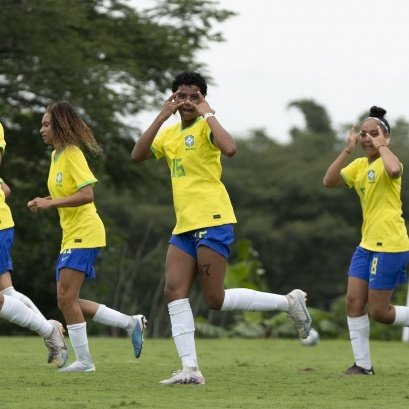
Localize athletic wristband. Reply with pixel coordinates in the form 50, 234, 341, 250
203, 112, 215, 121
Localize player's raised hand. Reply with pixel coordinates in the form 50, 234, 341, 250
184, 91, 215, 117
159, 91, 184, 120
346, 125, 358, 153
369, 125, 389, 149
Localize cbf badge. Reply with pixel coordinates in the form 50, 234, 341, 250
56, 172, 63, 186
367, 169, 375, 182
185, 135, 195, 149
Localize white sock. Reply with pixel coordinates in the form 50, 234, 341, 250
392, 305, 409, 326
0, 295, 52, 337
0, 286, 46, 319
221, 288, 289, 311
93, 304, 130, 330
347, 314, 371, 370
67, 322, 93, 365
168, 298, 198, 368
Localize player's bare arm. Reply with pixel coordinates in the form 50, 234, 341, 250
131, 91, 184, 162
186, 91, 236, 157
323, 126, 358, 187
27, 186, 94, 212
369, 126, 401, 178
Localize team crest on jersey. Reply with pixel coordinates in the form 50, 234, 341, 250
56, 172, 63, 186
185, 135, 195, 149
367, 169, 376, 182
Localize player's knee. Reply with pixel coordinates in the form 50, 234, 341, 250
57, 290, 72, 312
345, 295, 365, 315
163, 284, 184, 303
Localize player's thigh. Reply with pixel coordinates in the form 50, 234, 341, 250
165, 244, 197, 300
197, 245, 227, 308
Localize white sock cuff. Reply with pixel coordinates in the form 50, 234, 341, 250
93, 304, 105, 322
0, 286, 15, 296
67, 322, 87, 331
347, 314, 369, 330
168, 298, 191, 315
393, 306, 409, 326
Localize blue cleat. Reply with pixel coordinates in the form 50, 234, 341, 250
128, 314, 147, 358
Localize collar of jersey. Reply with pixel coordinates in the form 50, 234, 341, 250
180, 116, 201, 132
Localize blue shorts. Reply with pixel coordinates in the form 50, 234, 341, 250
169, 224, 234, 260
0, 228, 13, 274
56, 248, 101, 281
348, 246, 409, 290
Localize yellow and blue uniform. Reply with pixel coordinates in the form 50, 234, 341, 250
0, 178, 14, 231
151, 117, 236, 234
341, 157, 409, 289
0, 178, 14, 274
151, 117, 236, 258
48, 146, 105, 251
48, 146, 105, 279
0, 124, 14, 273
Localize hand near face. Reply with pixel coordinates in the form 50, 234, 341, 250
184, 91, 215, 116
368, 126, 389, 149
346, 125, 359, 152
159, 91, 184, 120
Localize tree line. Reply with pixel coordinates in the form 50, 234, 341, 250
2, 1, 409, 337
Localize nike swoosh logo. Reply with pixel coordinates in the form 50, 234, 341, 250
61, 256, 69, 262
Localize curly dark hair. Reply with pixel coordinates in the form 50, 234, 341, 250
171, 72, 207, 96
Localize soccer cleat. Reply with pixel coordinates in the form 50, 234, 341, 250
58, 361, 96, 373
160, 367, 205, 385
344, 363, 374, 375
127, 314, 147, 358
286, 289, 312, 339
43, 319, 69, 368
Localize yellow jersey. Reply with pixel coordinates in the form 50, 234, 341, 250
151, 117, 237, 234
0, 178, 14, 230
341, 157, 409, 252
47, 146, 106, 250
0, 123, 6, 154
0, 124, 13, 229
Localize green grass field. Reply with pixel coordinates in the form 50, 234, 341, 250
1, 336, 409, 409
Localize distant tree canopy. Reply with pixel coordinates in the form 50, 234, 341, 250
0, 0, 235, 187
2, 2, 409, 337
0, 0, 236, 333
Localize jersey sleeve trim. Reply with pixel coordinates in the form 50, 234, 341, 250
77, 179, 98, 189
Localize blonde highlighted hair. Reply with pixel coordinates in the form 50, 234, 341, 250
46, 101, 102, 155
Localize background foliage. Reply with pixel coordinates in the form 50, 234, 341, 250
1, 0, 409, 339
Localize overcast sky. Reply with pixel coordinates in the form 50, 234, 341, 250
135, 0, 409, 142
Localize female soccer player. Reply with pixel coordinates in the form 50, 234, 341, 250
28, 102, 146, 372
0, 122, 68, 368
323, 106, 409, 375
131, 71, 311, 384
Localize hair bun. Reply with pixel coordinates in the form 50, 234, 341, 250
369, 106, 387, 118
